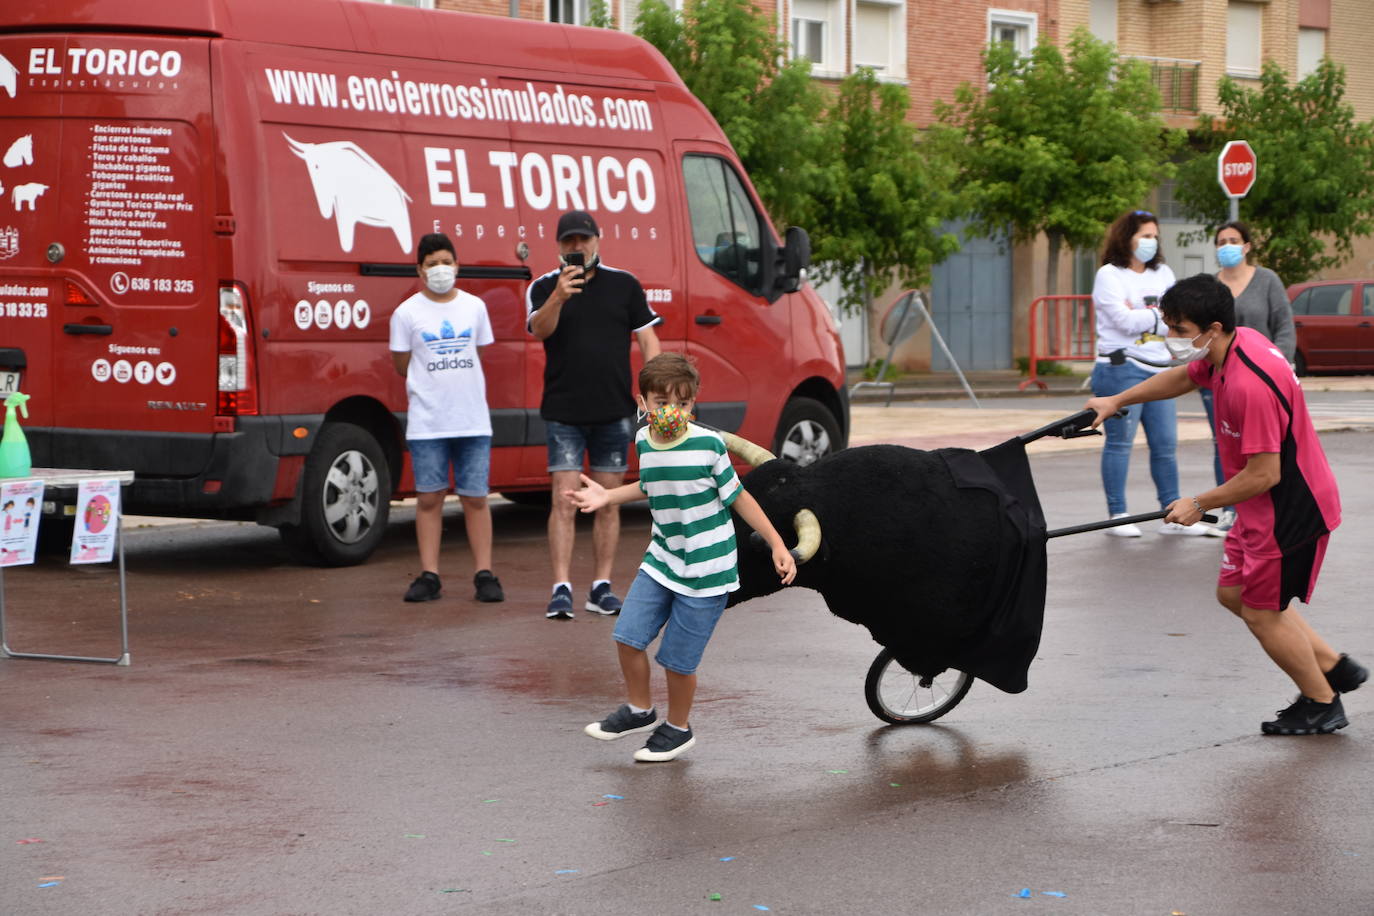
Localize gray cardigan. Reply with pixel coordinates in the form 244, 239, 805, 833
1226, 266, 1295, 361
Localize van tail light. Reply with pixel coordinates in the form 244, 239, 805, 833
65, 280, 96, 305
217, 283, 258, 416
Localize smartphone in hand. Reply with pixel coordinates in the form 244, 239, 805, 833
564, 251, 585, 292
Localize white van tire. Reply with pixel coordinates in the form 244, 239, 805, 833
280, 422, 391, 567
772, 397, 842, 467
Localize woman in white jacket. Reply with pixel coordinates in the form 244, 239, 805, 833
1090, 210, 1207, 537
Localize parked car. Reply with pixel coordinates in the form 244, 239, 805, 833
1286, 279, 1374, 375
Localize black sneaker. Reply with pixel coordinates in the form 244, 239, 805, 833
1325, 654, 1368, 695
404, 571, 441, 602
584, 704, 659, 740
633, 722, 696, 762
474, 570, 504, 603
585, 582, 623, 616
1260, 695, 1349, 735
545, 584, 574, 620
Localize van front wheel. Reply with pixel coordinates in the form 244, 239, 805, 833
280, 422, 391, 566
773, 397, 842, 467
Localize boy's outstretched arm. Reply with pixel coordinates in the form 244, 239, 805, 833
564, 473, 645, 513
731, 490, 797, 584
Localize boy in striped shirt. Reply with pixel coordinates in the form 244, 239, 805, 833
566, 353, 796, 761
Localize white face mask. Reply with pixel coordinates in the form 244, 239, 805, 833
425, 264, 456, 295
1166, 331, 1213, 363
1133, 237, 1158, 264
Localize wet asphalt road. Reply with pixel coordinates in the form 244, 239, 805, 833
2, 435, 1371, 915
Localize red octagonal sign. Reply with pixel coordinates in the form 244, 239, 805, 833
1218, 140, 1257, 198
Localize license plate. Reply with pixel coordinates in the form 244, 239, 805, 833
0, 370, 19, 395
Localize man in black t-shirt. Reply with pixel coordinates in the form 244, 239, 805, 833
526, 210, 661, 620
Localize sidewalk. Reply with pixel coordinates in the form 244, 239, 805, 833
846, 370, 1374, 454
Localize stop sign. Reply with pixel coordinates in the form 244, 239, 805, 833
1218, 140, 1257, 198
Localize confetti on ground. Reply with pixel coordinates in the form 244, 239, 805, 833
16, 839, 44, 845
555, 869, 580, 875
889, 783, 901, 787
602, 794, 625, 800
495, 838, 517, 844
1015, 888, 1032, 898
753, 906, 770, 911
38, 881, 61, 888
1170, 910, 1187, 915
709, 892, 722, 901
481, 851, 492, 856
827, 769, 849, 774
39, 877, 65, 881
718, 856, 736, 862
404, 834, 426, 839
1042, 891, 1067, 898
592, 802, 609, 807
439, 889, 470, 894
482, 799, 501, 804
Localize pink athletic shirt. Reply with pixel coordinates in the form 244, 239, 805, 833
1189, 327, 1341, 558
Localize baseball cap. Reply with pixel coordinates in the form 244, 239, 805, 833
556, 210, 600, 240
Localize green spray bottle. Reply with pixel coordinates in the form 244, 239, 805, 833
0, 391, 32, 478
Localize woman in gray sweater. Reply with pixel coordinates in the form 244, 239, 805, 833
1199, 220, 1297, 535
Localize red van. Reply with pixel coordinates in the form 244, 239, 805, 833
0, 0, 848, 564
1286, 279, 1374, 375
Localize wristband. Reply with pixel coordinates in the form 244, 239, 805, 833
1191, 496, 1204, 515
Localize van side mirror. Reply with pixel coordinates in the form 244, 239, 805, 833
781, 226, 810, 293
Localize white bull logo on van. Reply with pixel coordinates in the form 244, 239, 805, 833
284, 134, 413, 255
0, 54, 18, 99
12, 182, 46, 211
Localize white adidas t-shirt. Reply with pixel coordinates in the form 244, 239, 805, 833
389, 289, 494, 439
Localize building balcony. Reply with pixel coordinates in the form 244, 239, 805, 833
1127, 56, 1201, 113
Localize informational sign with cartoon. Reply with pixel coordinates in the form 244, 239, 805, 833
69, 477, 121, 565
0, 478, 43, 567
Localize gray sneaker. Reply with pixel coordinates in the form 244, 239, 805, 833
585, 704, 658, 740
633, 722, 696, 762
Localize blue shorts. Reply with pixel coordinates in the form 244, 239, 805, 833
545, 417, 632, 474
612, 570, 729, 675
407, 436, 492, 496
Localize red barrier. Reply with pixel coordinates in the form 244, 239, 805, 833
1019, 295, 1095, 391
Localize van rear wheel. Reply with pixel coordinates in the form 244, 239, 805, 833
773, 397, 841, 466
280, 422, 390, 567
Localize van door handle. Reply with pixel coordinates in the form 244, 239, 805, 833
64, 323, 113, 335
1360, 322, 1372, 328
694, 315, 722, 326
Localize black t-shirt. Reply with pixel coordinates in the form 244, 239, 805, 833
525, 264, 660, 424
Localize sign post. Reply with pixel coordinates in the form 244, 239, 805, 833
1217, 140, 1257, 223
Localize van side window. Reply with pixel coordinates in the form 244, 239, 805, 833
1364, 284, 1374, 316
682, 155, 763, 294
1306, 284, 1353, 316
1289, 289, 1310, 316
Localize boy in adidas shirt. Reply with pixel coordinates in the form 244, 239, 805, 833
390, 233, 504, 605
566, 353, 795, 761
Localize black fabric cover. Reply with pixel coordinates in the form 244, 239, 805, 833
728, 439, 1049, 694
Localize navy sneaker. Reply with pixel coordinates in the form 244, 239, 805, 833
1325, 654, 1368, 694
474, 570, 504, 603
545, 584, 574, 620
633, 722, 696, 762
584, 704, 658, 740
404, 571, 441, 603
1261, 695, 1348, 735
585, 582, 623, 616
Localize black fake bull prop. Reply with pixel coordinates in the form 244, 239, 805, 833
722, 410, 1195, 695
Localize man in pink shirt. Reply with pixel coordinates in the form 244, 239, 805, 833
1085, 274, 1365, 735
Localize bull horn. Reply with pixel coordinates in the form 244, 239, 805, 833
721, 431, 775, 468
791, 508, 821, 564
283, 132, 308, 157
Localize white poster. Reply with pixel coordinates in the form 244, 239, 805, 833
0, 479, 43, 567
70, 478, 121, 565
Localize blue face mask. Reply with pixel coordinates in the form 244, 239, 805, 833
1217, 243, 1244, 269
1133, 237, 1158, 264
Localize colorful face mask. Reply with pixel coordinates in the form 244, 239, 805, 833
648, 404, 691, 440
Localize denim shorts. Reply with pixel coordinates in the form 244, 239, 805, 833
407, 436, 492, 496
612, 569, 729, 675
545, 417, 632, 474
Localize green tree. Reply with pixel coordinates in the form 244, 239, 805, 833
808, 69, 961, 314
634, 0, 826, 229
935, 28, 1179, 296
586, 0, 612, 28
1173, 58, 1374, 284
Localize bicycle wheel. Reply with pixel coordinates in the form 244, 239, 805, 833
864, 648, 974, 725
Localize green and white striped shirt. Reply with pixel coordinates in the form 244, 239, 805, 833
636, 424, 742, 596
